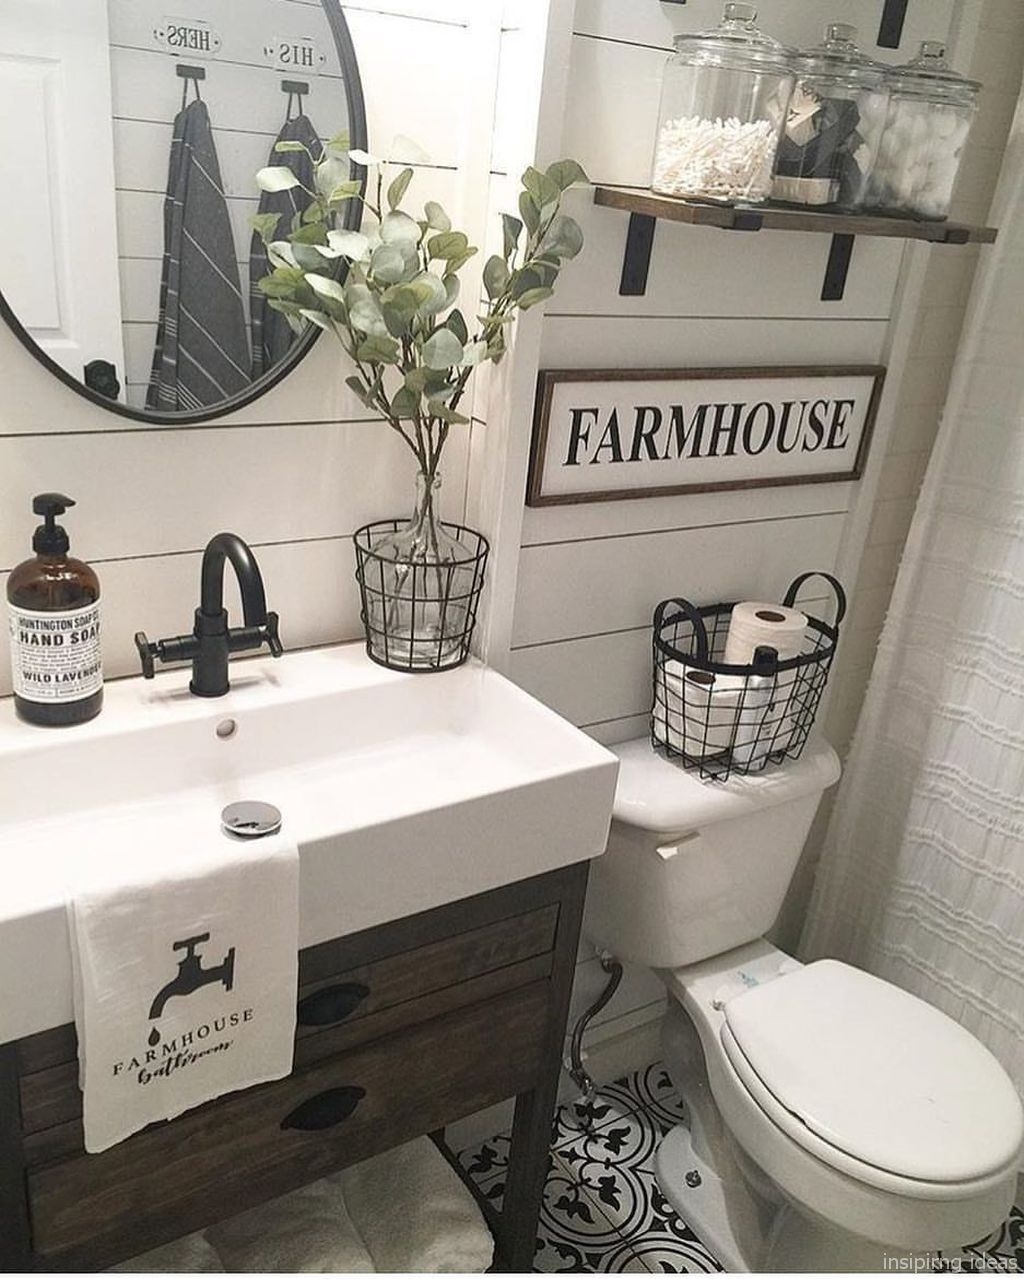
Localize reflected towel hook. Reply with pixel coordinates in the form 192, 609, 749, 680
177, 62, 205, 108
281, 79, 309, 121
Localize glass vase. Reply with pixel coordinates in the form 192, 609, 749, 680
354, 471, 489, 671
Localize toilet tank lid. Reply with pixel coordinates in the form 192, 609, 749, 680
610, 737, 840, 833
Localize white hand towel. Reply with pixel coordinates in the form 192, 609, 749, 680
66, 807, 298, 1153
206, 1178, 375, 1273
338, 1137, 495, 1273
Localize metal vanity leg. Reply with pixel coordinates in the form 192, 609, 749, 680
0, 1044, 34, 1272
496, 861, 589, 1272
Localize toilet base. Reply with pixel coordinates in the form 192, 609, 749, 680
655, 1124, 759, 1272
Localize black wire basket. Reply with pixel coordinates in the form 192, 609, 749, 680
353, 519, 489, 673
651, 571, 847, 781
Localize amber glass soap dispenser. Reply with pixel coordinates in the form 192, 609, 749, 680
7, 494, 102, 726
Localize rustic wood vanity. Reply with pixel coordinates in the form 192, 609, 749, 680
0, 862, 588, 1273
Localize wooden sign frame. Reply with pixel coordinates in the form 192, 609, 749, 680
526, 365, 886, 508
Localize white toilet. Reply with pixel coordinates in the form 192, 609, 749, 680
585, 738, 1024, 1272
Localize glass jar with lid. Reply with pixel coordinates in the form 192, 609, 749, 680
651, 2, 795, 205
869, 41, 981, 220
773, 24, 888, 210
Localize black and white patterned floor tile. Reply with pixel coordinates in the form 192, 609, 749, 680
457, 1059, 1024, 1275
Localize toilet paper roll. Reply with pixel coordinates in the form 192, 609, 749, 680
655, 668, 747, 759
723, 601, 807, 666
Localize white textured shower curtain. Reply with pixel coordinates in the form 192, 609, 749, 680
802, 109, 1024, 1097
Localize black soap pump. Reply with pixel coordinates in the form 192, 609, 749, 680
6, 494, 103, 726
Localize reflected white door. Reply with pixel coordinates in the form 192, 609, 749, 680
0, 0, 125, 392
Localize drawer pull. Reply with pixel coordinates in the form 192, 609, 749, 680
296, 982, 370, 1027
281, 1086, 366, 1131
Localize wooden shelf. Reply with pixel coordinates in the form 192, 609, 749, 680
593, 186, 998, 300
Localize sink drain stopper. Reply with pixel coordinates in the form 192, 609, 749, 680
221, 801, 283, 838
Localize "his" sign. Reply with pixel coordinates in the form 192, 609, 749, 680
526, 365, 885, 507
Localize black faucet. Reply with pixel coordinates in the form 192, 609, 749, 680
135, 532, 282, 696
149, 933, 235, 1020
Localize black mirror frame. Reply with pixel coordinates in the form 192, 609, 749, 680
0, 0, 368, 426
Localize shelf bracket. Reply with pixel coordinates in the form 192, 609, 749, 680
821, 233, 855, 302
877, 0, 909, 49
619, 212, 657, 296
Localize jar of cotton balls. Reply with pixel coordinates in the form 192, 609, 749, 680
869, 42, 980, 220
651, 2, 795, 205
773, 25, 889, 210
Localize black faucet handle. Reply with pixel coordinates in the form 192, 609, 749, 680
264, 611, 283, 658
135, 632, 157, 679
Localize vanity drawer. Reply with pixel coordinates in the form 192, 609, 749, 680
18, 901, 558, 1138
27, 979, 550, 1268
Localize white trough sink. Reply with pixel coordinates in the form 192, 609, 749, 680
0, 644, 618, 1043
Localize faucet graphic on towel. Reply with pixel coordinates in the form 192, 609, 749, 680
148, 934, 236, 1044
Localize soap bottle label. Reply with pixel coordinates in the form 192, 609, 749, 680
8, 602, 102, 703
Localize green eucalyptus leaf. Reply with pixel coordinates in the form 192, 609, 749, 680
298, 308, 333, 331
446, 309, 469, 344
327, 229, 371, 260
387, 166, 414, 210
424, 200, 451, 232
545, 158, 589, 191
256, 166, 302, 192
357, 334, 401, 364
327, 130, 351, 155
257, 265, 305, 298
379, 210, 420, 246
291, 242, 329, 270
307, 273, 348, 304
486, 328, 507, 362
267, 240, 298, 269
269, 299, 307, 335
301, 202, 326, 224
405, 368, 430, 393
348, 148, 380, 167
483, 254, 511, 300
427, 230, 470, 262
370, 243, 406, 283
445, 247, 478, 274
540, 212, 584, 260
427, 401, 470, 425
314, 155, 351, 197
510, 266, 544, 300
390, 386, 421, 419
522, 165, 560, 209
442, 273, 460, 308
328, 180, 362, 205
346, 373, 372, 405
409, 270, 447, 317
462, 340, 488, 367
290, 223, 329, 247
249, 212, 281, 244
502, 213, 523, 260
519, 190, 540, 235
274, 140, 309, 155
381, 302, 411, 338
422, 328, 464, 370
517, 286, 554, 310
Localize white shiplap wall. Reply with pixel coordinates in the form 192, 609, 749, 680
499, 0, 968, 1062
0, 0, 492, 695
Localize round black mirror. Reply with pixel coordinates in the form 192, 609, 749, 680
0, 0, 366, 423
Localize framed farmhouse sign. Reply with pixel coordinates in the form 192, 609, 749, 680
526, 365, 886, 507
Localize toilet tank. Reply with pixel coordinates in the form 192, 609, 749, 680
584, 738, 841, 969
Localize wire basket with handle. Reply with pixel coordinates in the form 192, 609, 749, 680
651, 571, 847, 782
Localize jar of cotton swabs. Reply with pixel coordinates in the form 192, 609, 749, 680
651, 3, 795, 205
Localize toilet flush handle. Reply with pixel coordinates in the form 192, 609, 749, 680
655, 831, 700, 861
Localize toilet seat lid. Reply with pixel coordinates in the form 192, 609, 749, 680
723, 960, 1024, 1183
